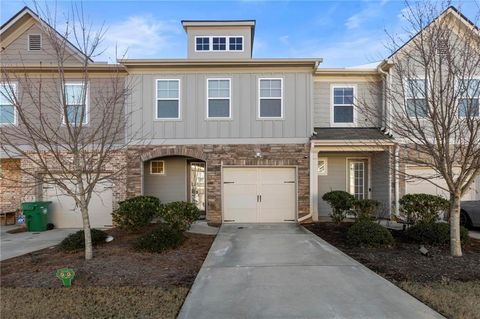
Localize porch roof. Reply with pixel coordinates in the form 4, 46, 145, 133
311, 127, 393, 141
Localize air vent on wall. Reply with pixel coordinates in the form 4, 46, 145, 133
436, 38, 448, 55
28, 34, 42, 51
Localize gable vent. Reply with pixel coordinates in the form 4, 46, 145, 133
28, 34, 42, 51
436, 38, 448, 55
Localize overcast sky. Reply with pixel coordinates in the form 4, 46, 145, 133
1, 0, 478, 67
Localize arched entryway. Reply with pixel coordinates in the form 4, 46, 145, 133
142, 153, 207, 216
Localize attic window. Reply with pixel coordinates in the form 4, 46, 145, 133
436, 38, 448, 55
28, 34, 42, 51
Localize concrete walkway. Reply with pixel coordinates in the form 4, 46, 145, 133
178, 224, 443, 319
0, 225, 79, 261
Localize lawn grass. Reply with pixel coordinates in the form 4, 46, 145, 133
399, 281, 480, 319
1, 286, 189, 319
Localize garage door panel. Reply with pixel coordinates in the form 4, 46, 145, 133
223, 167, 296, 223
43, 180, 113, 228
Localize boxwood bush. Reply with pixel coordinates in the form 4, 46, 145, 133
399, 193, 449, 224
112, 196, 161, 232
347, 220, 395, 247
59, 229, 108, 252
134, 223, 184, 253
352, 199, 379, 221
406, 222, 469, 246
157, 201, 200, 232
322, 191, 355, 224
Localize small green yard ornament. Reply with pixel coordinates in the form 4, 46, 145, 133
56, 268, 75, 287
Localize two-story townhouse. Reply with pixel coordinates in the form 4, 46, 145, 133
0, 7, 128, 228
121, 20, 320, 224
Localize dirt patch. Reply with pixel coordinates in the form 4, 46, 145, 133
0, 227, 215, 288
1, 286, 189, 319
304, 222, 480, 283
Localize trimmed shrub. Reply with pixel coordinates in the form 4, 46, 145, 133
352, 199, 379, 221
347, 220, 395, 247
112, 196, 161, 232
322, 191, 355, 224
59, 229, 108, 252
157, 201, 200, 232
399, 193, 449, 224
135, 224, 184, 253
406, 222, 469, 246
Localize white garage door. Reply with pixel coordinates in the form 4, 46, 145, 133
43, 180, 113, 228
405, 167, 478, 200
223, 167, 296, 223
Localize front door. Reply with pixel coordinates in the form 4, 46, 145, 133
189, 162, 206, 211
348, 159, 369, 199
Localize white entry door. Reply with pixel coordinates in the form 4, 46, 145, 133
223, 167, 296, 223
43, 180, 113, 228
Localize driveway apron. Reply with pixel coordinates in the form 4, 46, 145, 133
178, 223, 444, 319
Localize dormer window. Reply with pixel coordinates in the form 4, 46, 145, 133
28, 34, 42, 51
229, 37, 243, 51
196, 37, 210, 51
194, 36, 244, 52
212, 37, 226, 51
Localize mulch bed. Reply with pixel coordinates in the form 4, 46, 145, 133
0, 226, 215, 288
304, 222, 480, 283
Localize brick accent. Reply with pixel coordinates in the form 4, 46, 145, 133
0, 159, 23, 213
127, 144, 310, 224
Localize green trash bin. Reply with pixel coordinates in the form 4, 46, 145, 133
21, 201, 52, 232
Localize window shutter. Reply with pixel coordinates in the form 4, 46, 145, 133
28, 35, 42, 51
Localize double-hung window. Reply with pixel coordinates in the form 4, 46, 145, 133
64, 82, 88, 125
0, 83, 17, 125
156, 79, 180, 119
196, 37, 210, 51
458, 79, 479, 117
207, 79, 231, 119
405, 79, 428, 118
259, 79, 283, 118
332, 86, 355, 124
212, 37, 226, 51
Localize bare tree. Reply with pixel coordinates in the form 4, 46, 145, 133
0, 3, 134, 260
358, 1, 480, 256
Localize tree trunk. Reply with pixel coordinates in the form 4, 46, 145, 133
80, 204, 93, 260
449, 193, 463, 257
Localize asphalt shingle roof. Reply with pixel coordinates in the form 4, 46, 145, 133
312, 127, 392, 140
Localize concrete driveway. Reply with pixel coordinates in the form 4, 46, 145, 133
178, 224, 443, 319
0, 225, 79, 261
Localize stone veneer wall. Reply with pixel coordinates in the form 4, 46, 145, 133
127, 144, 310, 224
0, 159, 24, 212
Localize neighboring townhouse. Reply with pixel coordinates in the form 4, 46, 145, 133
121, 20, 320, 224
0, 7, 128, 228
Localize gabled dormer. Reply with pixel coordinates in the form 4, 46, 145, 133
181, 20, 255, 60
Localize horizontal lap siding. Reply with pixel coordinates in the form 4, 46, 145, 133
143, 157, 188, 204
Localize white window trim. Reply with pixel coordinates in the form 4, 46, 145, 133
62, 81, 89, 126
258, 78, 284, 120
457, 77, 480, 119
206, 78, 232, 120
404, 78, 428, 119
155, 79, 181, 121
150, 160, 166, 175
194, 36, 245, 52
317, 157, 328, 176
27, 34, 42, 51
0, 82, 18, 126
330, 84, 357, 127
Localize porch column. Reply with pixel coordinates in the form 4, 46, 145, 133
310, 144, 319, 221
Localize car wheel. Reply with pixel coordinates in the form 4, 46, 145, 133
460, 210, 472, 229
